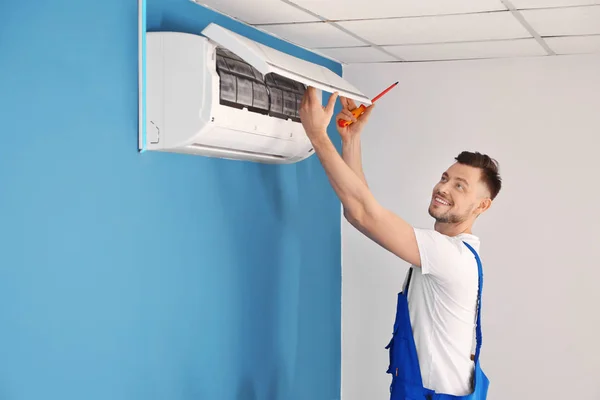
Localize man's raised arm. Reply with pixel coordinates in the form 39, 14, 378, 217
299, 87, 421, 267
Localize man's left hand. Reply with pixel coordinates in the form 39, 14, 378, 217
299, 86, 339, 140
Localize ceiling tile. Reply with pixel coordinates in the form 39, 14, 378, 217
259, 22, 365, 48
289, 0, 507, 20
192, 0, 318, 24
511, 0, 600, 9
316, 47, 398, 63
545, 35, 600, 53
337, 12, 532, 46
520, 5, 600, 35
383, 39, 547, 61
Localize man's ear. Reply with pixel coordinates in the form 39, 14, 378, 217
476, 198, 492, 215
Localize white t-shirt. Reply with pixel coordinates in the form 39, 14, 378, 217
404, 228, 481, 396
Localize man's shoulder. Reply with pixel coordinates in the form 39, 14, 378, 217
413, 228, 480, 279
414, 228, 479, 254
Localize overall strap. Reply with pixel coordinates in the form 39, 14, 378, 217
404, 267, 414, 294
463, 241, 484, 363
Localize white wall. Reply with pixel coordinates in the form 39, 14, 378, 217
341, 54, 600, 400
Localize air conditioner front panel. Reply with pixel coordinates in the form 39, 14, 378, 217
163, 32, 213, 149
144, 32, 165, 150
145, 31, 214, 150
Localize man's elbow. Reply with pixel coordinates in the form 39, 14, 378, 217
343, 204, 376, 230
343, 206, 362, 227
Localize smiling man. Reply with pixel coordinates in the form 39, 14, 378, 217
299, 87, 501, 399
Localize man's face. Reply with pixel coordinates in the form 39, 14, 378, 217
428, 163, 490, 224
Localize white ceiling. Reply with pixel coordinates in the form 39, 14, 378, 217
193, 0, 600, 63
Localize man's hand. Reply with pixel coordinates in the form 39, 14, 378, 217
336, 97, 374, 142
299, 87, 339, 140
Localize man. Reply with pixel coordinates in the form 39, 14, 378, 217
299, 87, 501, 398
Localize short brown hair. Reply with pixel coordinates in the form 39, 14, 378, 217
455, 151, 502, 200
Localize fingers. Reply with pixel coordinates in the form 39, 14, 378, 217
302, 86, 339, 117
339, 105, 374, 123
310, 86, 321, 103
358, 104, 375, 123
340, 96, 350, 109
337, 114, 353, 123
347, 98, 358, 111
301, 88, 309, 108
302, 86, 318, 107
339, 96, 360, 117
325, 91, 339, 114
338, 108, 357, 123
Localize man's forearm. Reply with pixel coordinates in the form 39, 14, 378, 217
342, 137, 368, 187
311, 132, 377, 223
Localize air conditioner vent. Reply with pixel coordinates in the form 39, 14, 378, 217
216, 47, 305, 122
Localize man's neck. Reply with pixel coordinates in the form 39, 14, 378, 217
434, 220, 474, 237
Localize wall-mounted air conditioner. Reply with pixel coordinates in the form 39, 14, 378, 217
138, 22, 371, 164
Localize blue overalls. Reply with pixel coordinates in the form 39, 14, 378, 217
385, 242, 490, 400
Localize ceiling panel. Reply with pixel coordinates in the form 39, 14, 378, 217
259, 22, 365, 48
192, 0, 318, 24
511, 0, 600, 9
383, 39, 547, 61
520, 5, 600, 35
316, 47, 398, 63
545, 35, 600, 53
337, 12, 532, 46
289, 0, 507, 20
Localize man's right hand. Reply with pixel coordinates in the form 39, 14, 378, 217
335, 97, 375, 142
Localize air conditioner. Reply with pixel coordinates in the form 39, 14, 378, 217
138, 23, 371, 164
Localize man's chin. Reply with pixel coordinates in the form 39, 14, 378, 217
429, 209, 450, 223
428, 208, 439, 220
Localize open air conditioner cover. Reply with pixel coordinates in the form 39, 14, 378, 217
201, 23, 372, 105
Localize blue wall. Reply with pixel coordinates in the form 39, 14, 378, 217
0, 1, 343, 399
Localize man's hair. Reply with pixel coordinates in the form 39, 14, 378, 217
455, 151, 502, 200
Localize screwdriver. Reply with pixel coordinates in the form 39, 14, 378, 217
338, 81, 399, 128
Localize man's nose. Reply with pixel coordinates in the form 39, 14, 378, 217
438, 183, 449, 194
